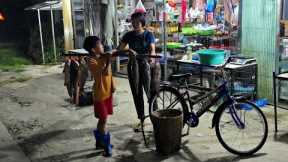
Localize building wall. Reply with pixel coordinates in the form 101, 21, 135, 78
241, 0, 278, 100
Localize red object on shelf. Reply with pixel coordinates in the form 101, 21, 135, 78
209, 45, 233, 50
207, 12, 214, 24
168, 0, 176, 8
209, 45, 220, 49
135, 8, 146, 14
180, 0, 187, 25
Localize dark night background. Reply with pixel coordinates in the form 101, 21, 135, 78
0, 0, 45, 43
0, 0, 64, 63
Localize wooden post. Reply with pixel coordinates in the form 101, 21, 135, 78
62, 0, 74, 50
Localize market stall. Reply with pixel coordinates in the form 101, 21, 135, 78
116, 0, 247, 88
145, 0, 256, 97
138, 0, 241, 79
147, 0, 241, 51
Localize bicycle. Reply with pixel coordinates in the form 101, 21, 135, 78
145, 59, 268, 156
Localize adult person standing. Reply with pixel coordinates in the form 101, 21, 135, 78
117, 12, 161, 131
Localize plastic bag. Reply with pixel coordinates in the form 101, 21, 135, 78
155, 0, 163, 5
206, 0, 217, 12
134, 0, 146, 13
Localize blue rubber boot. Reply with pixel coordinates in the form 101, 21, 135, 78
102, 132, 113, 157
93, 129, 103, 149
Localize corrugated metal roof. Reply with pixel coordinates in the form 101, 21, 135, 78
25, 1, 61, 11
25, 0, 84, 11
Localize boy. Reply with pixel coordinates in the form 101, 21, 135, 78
83, 36, 115, 157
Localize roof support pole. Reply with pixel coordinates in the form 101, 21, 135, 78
115, 0, 120, 73
50, 4, 57, 62
163, 0, 167, 80
37, 9, 45, 64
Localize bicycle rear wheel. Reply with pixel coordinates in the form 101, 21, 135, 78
149, 86, 188, 117
215, 101, 268, 156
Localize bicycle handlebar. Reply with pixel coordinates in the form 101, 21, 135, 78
211, 57, 231, 70
112, 50, 162, 59
214, 57, 233, 82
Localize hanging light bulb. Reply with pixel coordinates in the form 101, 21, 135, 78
0, 11, 5, 21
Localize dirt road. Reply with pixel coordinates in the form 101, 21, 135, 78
2, 65, 288, 162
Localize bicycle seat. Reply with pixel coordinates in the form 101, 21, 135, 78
233, 94, 250, 102
169, 73, 192, 81
160, 81, 171, 85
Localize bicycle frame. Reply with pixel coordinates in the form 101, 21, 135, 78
162, 80, 245, 129
150, 57, 267, 155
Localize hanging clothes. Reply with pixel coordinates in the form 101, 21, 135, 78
84, 0, 116, 47
224, 0, 239, 27
102, 0, 116, 47
188, 6, 201, 20
196, 0, 205, 11
231, 1, 239, 26
224, 0, 233, 25
84, 0, 101, 36
283, 0, 288, 20
195, 0, 206, 22
180, 0, 187, 25
206, 0, 217, 13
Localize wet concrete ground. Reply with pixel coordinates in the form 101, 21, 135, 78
1, 65, 288, 162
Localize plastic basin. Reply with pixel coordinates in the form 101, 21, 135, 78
197, 49, 225, 65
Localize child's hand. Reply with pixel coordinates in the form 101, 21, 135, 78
106, 53, 112, 60
102, 66, 110, 75
128, 49, 136, 57
107, 49, 117, 55
149, 58, 155, 64
128, 49, 136, 55
102, 54, 111, 75
109, 50, 118, 58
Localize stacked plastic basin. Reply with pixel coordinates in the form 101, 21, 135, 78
196, 49, 226, 65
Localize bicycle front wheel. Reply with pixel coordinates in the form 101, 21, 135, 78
215, 101, 268, 156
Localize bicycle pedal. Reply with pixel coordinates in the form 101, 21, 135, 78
186, 112, 199, 127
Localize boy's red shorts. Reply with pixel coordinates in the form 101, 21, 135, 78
94, 96, 113, 121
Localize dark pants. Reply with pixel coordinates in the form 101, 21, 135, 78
128, 58, 161, 120
79, 91, 93, 106
66, 83, 73, 97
